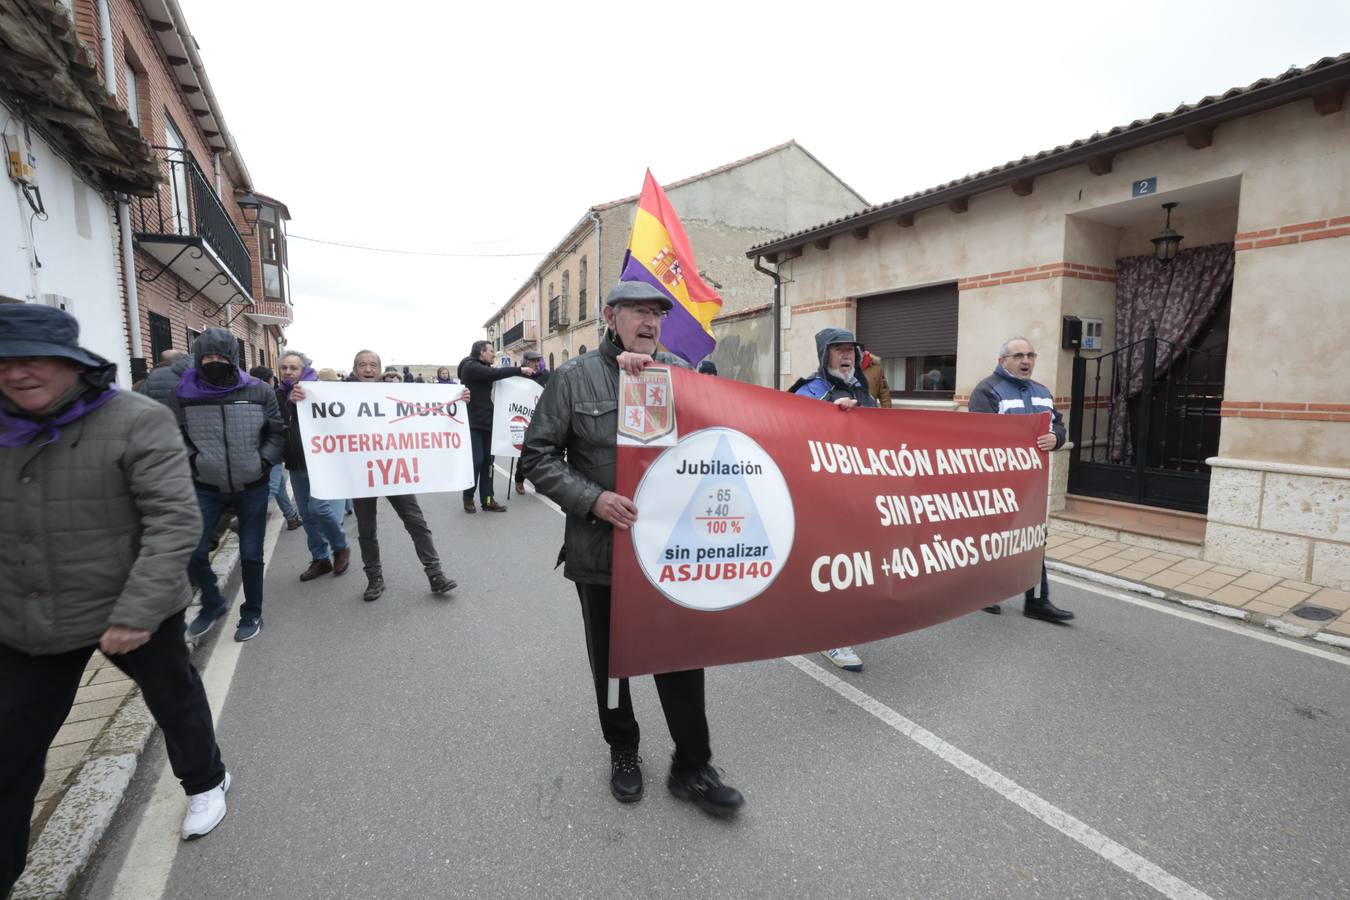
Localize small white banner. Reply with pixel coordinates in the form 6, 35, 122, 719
489, 376, 545, 459
296, 382, 473, 499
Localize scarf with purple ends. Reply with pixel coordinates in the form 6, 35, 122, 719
0, 384, 119, 448
175, 366, 260, 400
279, 365, 318, 393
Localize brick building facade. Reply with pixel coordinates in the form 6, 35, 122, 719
73, 0, 290, 373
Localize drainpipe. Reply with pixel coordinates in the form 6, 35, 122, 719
98, 0, 145, 370
591, 209, 602, 339
97, 0, 115, 88
754, 255, 783, 388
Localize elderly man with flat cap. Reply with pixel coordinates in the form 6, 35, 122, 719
520, 281, 745, 818
0, 306, 232, 895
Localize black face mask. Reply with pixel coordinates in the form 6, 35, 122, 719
201, 361, 237, 387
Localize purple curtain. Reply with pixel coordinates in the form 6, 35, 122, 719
1109, 243, 1234, 463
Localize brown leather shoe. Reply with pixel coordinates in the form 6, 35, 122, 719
463, 500, 477, 513
300, 559, 333, 582
482, 498, 507, 512
332, 547, 351, 575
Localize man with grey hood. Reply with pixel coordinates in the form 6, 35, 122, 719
792, 327, 878, 673
167, 329, 286, 642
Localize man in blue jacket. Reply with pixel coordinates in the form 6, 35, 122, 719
793, 327, 877, 671
968, 336, 1074, 623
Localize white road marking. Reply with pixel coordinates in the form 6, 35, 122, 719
107, 514, 284, 900
785, 654, 1214, 900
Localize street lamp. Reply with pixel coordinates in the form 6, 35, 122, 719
236, 191, 263, 235
1151, 202, 1184, 266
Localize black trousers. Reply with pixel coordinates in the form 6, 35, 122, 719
1026, 561, 1050, 602
0, 611, 224, 896
575, 583, 710, 773
354, 494, 442, 579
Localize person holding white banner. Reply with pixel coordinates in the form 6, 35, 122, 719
513, 350, 549, 493
457, 341, 535, 513
340, 350, 457, 603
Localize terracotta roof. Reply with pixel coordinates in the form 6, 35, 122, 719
748, 53, 1350, 258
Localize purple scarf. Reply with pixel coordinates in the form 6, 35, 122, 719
176, 366, 261, 400
280, 365, 318, 392
0, 385, 120, 448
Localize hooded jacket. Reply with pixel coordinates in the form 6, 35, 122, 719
520, 334, 689, 585
791, 327, 878, 407
167, 328, 286, 492
458, 354, 527, 432
0, 383, 201, 655
968, 366, 1065, 449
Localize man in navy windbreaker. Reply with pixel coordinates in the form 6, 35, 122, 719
968, 336, 1074, 623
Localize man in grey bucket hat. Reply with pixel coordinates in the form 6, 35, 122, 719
0, 306, 232, 895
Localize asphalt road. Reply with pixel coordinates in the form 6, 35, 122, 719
75, 479, 1350, 900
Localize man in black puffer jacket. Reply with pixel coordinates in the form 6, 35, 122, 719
457, 340, 534, 513
168, 329, 285, 643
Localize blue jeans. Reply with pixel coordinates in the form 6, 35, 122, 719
188, 482, 269, 622
268, 465, 298, 520
463, 429, 495, 505
289, 468, 348, 562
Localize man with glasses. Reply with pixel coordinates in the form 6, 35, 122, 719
520, 281, 745, 818
969, 336, 1074, 622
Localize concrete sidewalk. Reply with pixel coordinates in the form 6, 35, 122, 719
1046, 526, 1350, 649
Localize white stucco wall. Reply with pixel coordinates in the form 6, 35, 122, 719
1, 108, 130, 384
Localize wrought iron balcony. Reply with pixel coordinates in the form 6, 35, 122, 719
131, 147, 254, 307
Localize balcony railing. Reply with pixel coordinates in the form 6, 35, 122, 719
503, 321, 525, 346
131, 146, 253, 295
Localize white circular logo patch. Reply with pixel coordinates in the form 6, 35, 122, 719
631, 427, 794, 611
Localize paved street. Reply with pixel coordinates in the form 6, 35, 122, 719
74, 480, 1350, 900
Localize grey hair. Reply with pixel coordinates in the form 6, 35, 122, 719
998, 336, 1033, 358
278, 349, 310, 366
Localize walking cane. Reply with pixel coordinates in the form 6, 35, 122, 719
507, 458, 514, 499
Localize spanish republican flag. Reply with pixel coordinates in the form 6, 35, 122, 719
619, 171, 722, 365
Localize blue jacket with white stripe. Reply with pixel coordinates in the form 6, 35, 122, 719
968, 366, 1065, 449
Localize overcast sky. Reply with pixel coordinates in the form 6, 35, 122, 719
180, 0, 1348, 369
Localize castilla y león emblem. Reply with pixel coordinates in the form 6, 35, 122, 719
618, 368, 677, 446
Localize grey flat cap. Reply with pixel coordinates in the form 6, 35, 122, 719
605, 281, 673, 311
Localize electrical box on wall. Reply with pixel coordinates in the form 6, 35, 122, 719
1061, 315, 1081, 350
1081, 317, 1104, 350
3, 122, 37, 184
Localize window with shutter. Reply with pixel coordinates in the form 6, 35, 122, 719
855, 283, 959, 399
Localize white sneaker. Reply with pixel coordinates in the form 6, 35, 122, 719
822, 647, 863, 672
182, 771, 231, 840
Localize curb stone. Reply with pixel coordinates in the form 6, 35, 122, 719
1047, 559, 1350, 652
12, 537, 242, 900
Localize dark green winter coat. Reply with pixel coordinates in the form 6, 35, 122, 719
0, 391, 201, 655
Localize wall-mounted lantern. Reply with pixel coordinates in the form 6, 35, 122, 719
1151, 201, 1184, 265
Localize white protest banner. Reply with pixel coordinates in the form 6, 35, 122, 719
489, 376, 545, 458
297, 382, 473, 499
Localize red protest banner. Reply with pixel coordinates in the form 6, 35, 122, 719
610, 367, 1050, 678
